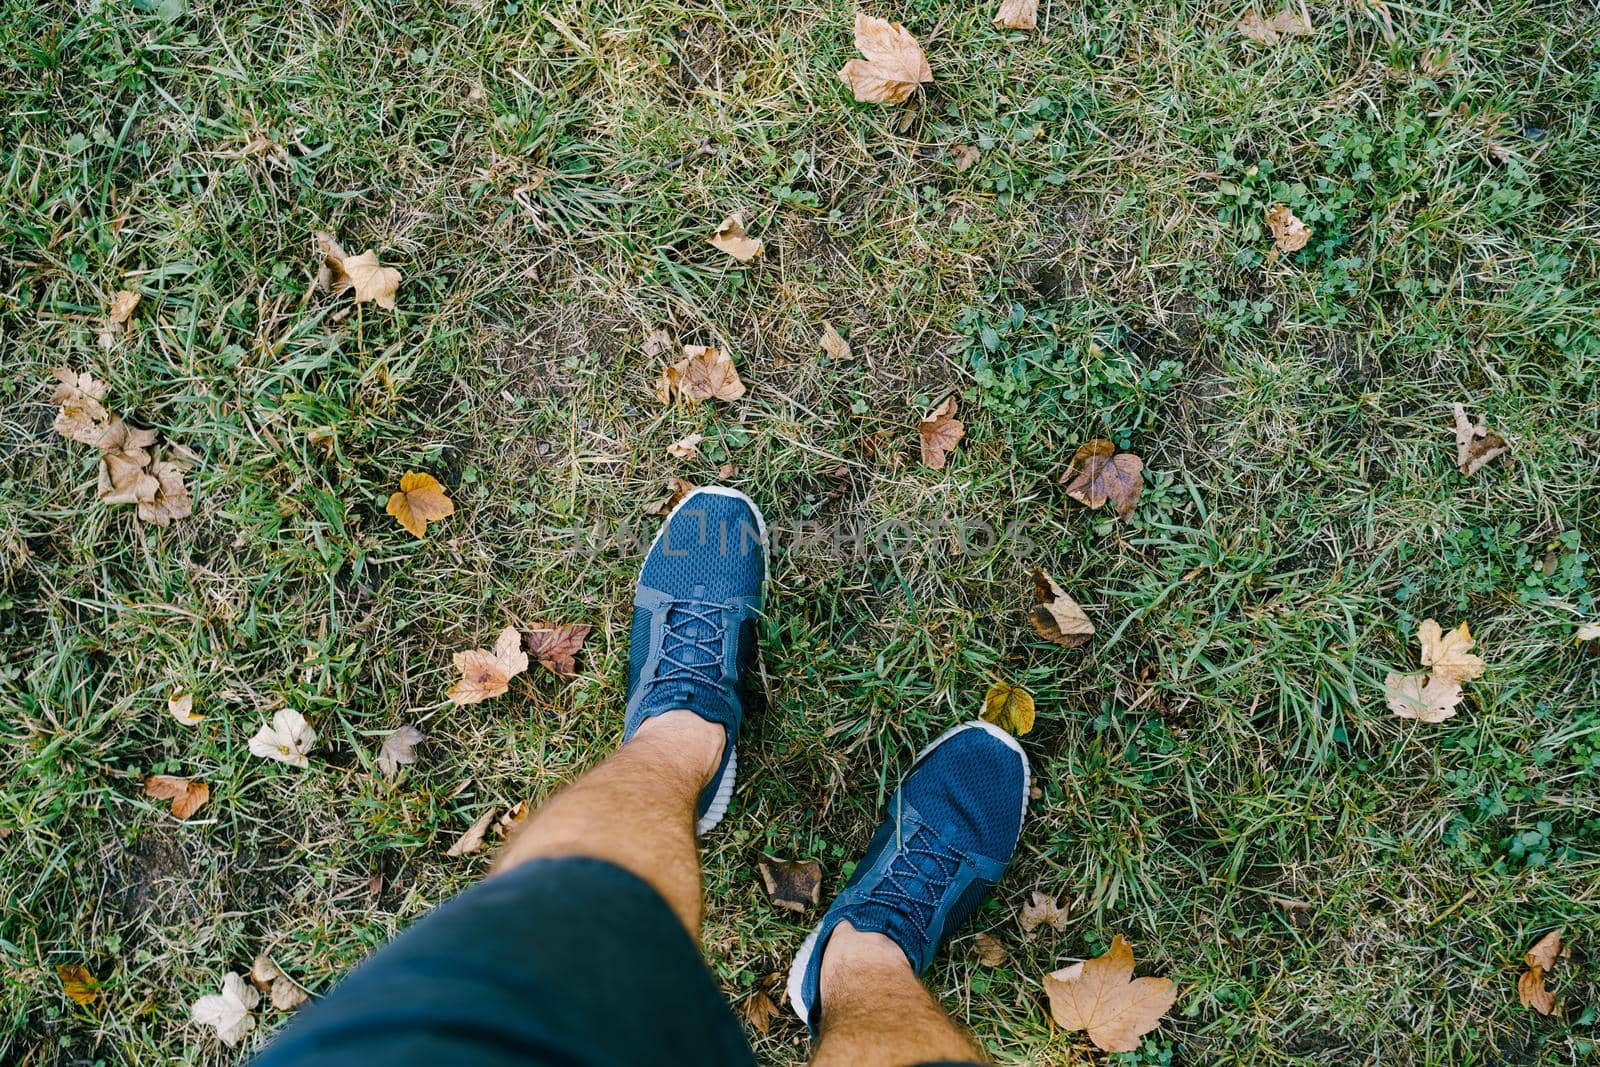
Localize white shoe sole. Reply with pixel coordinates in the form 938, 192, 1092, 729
785, 720, 1031, 1024
645, 485, 769, 838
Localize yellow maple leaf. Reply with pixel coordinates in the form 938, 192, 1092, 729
386, 471, 455, 539
447, 627, 529, 705
1043, 935, 1176, 1052
983, 680, 1035, 736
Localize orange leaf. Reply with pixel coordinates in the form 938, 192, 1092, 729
917, 396, 964, 470
1043, 935, 1175, 1052
57, 963, 99, 1006
143, 775, 210, 819
386, 471, 455, 539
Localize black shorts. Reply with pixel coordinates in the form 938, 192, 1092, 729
252, 857, 982, 1067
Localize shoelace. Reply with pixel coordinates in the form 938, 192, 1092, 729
654, 598, 727, 688
871, 819, 967, 951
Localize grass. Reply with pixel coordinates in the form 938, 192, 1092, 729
3, 0, 1599, 1063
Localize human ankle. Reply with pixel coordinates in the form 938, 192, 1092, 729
629, 710, 725, 787
820, 922, 913, 999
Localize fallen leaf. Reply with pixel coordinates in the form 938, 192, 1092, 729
524, 623, 591, 677
495, 800, 529, 837
1020, 890, 1070, 935
1384, 673, 1464, 723
107, 289, 141, 327
1265, 204, 1311, 255
191, 972, 259, 1047
248, 956, 308, 1011
654, 345, 747, 405
740, 990, 779, 1034
1453, 403, 1508, 476
1237, 9, 1313, 45
448, 627, 530, 705
376, 725, 425, 778
974, 932, 1009, 967
647, 476, 696, 516
1062, 439, 1144, 519
1418, 619, 1486, 684
1031, 569, 1094, 649
759, 855, 823, 913
993, 0, 1039, 30
642, 328, 675, 359
248, 708, 317, 768
707, 214, 763, 262
386, 471, 455, 539
445, 806, 497, 856
983, 680, 1036, 736
837, 12, 933, 105
949, 144, 981, 172
1043, 935, 1176, 1053
57, 964, 99, 1006
1518, 966, 1554, 1015
1577, 622, 1600, 643
97, 440, 160, 505
270, 978, 308, 1012
316, 232, 401, 310
918, 396, 964, 470
169, 691, 204, 725
820, 321, 852, 360
135, 456, 194, 527
667, 432, 704, 459
144, 775, 210, 819
50, 367, 111, 445
1526, 930, 1562, 971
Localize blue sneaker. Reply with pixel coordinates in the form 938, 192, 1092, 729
786, 721, 1029, 1034
623, 486, 768, 834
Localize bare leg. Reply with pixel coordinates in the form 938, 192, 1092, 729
810, 923, 985, 1067
491, 711, 723, 935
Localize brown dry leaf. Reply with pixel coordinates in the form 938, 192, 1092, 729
1043, 935, 1176, 1053
1266, 204, 1312, 255
1237, 9, 1313, 45
667, 432, 705, 459
1384, 673, 1464, 723
950, 144, 981, 172
740, 990, 779, 1034
974, 932, 1010, 968
1578, 622, 1600, 644
654, 346, 747, 405
495, 800, 529, 837
983, 680, 1036, 736
445, 806, 497, 856
1526, 930, 1562, 971
1062, 439, 1144, 519
448, 627, 530, 705
820, 321, 852, 360
707, 214, 763, 262
377, 725, 425, 778
386, 471, 455, 539
144, 775, 210, 819
169, 691, 204, 725
1020, 891, 1070, 935
646, 475, 696, 516
316, 232, 401, 310
1031, 569, 1094, 649
993, 0, 1039, 30
108, 289, 141, 327
1518, 966, 1555, 1015
97, 445, 160, 506
642, 328, 675, 359
1453, 403, 1509, 476
135, 457, 193, 527
50, 367, 112, 444
1418, 619, 1486, 684
524, 623, 591, 677
759, 855, 823, 913
918, 396, 964, 470
837, 12, 933, 105
248, 956, 307, 1011
57, 964, 99, 1006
